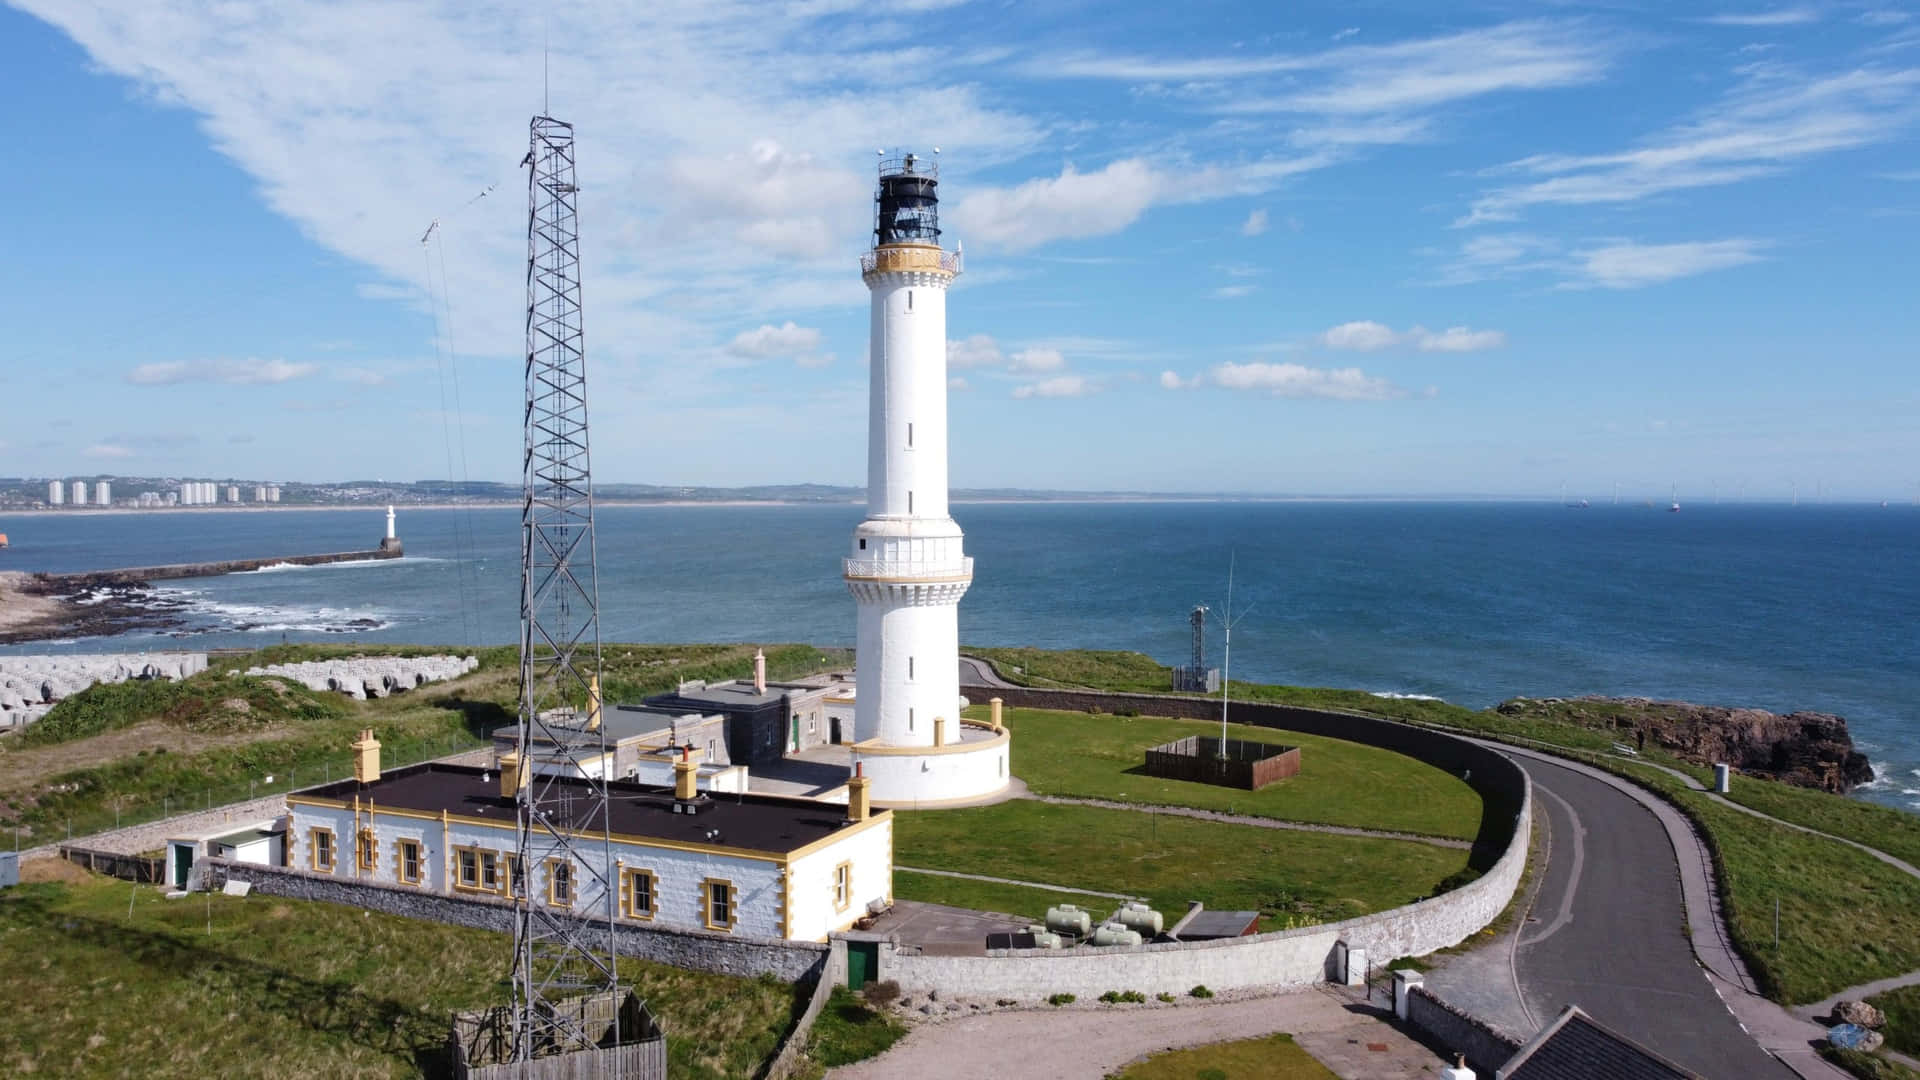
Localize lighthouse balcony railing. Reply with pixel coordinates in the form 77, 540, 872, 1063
843, 556, 973, 581
860, 249, 963, 275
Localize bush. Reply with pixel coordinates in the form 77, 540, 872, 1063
1098, 989, 1147, 1004
1047, 993, 1076, 1006
1189, 984, 1215, 999
860, 979, 901, 1008
1156, 992, 1175, 1003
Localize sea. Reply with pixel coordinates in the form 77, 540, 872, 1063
4, 501, 1917, 810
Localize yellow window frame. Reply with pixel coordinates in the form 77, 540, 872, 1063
620, 867, 657, 920
355, 828, 378, 873
395, 838, 423, 886
546, 858, 574, 908
832, 860, 852, 912
702, 876, 737, 932
309, 828, 335, 874
453, 846, 482, 891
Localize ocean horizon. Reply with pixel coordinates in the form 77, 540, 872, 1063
4, 501, 1915, 811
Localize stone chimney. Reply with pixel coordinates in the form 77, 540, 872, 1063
990, 697, 1004, 731
847, 762, 871, 822
351, 729, 381, 784
499, 752, 528, 799
753, 648, 767, 695
674, 745, 699, 801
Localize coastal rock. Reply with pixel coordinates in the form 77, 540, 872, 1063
1493, 695, 1874, 794
1835, 1000, 1886, 1029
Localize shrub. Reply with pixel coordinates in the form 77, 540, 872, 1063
1156, 992, 1175, 1003
1047, 993, 1076, 1006
861, 979, 901, 1008
1098, 989, 1147, 1004
1189, 984, 1215, 999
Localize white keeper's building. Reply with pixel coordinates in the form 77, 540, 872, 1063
285, 731, 891, 942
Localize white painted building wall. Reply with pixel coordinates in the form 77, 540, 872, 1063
856, 735, 1010, 808
287, 798, 888, 941
788, 816, 893, 937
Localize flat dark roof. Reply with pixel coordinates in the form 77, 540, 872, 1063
495, 704, 711, 745
650, 681, 785, 709
298, 763, 869, 857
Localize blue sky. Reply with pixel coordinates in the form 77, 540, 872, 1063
2, 1, 1917, 500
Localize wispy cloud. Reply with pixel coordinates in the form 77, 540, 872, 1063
1240, 208, 1270, 236
1213, 284, 1257, 299
1318, 321, 1507, 352
1011, 374, 1095, 399
127, 357, 316, 385
1211, 361, 1409, 400
1566, 238, 1767, 288
83, 442, 135, 459
726, 321, 825, 364
1459, 65, 1920, 225
1699, 9, 1821, 27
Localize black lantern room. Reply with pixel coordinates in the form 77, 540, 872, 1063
874, 152, 940, 246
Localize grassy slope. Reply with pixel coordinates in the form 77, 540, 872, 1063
0, 870, 792, 1080
1111, 1032, 1338, 1080
0, 643, 850, 840
800, 987, 907, 1069
1868, 984, 1920, 1057
894, 800, 1471, 930
987, 705, 1482, 841
892, 870, 1129, 921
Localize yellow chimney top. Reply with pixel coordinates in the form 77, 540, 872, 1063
499, 752, 529, 799
587, 673, 603, 733
673, 745, 698, 801
847, 762, 871, 822
351, 728, 381, 784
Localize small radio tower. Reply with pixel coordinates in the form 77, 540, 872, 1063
511, 113, 620, 1063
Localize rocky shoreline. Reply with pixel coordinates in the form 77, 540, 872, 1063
0, 572, 189, 645
1495, 695, 1875, 794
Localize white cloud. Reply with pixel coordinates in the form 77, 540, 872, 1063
83, 443, 135, 459
1417, 326, 1508, 352
948, 376, 970, 391
1699, 9, 1820, 27
1320, 321, 1402, 351
1011, 375, 1094, 399
1213, 284, 1257, 299
1318, 321, 1506, 351
1240, 208, 1270, 236
727, 321, 823, 360
1568, 238, 1766, 288
1332, 27, 1360, 42
126, 357, 316, 385
1159, 370, 1200, 389
1460, 66, 1920, 225
948, 335, 1006, 369
1009, 347, 1065, 373
795, 352, 835, 369
335, 367, 388, 385
1211, 362, 1407, 400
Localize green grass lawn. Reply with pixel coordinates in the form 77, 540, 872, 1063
1823, 1048, 1920, 1080
1110, 1032, 1337, 1080
800, 987, 906, 1069
0, 869, 795, 1079
1868, 984, 1920, 1057
1716, 776, 1920, 871
892, 869, 1129, 921
894, 800, 1473, 929
987, 705, 1482, 841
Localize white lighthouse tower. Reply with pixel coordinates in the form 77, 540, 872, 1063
844, 152, 1008, 806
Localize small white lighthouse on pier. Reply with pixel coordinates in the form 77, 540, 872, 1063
844, 152, 1009, 806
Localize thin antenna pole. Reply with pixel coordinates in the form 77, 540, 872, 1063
1217, 553, 1253, 755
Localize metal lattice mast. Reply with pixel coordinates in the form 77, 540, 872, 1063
512, 113, 619, 1064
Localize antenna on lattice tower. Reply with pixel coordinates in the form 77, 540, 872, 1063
511, 112, 621, 1069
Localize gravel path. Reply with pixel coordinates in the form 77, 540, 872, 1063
827, 987, 1443, 1080
1025, 794, 1474, 849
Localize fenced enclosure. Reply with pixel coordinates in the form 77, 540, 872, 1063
58, 845, 166, 883
450, 988, 665, 1080
1144, 735, 1300, 790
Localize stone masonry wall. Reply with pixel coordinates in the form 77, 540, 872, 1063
207, 859, 827, 983
880, 692, 1533, 1000
1406, 986, 1523, 1073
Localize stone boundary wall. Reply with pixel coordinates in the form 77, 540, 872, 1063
877, 689, 1532, 999
1405, 986, 1522, 1074
763, 939, 847, 1080
205, 859, 828, 983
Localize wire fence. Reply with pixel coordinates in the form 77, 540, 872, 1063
13, 731, 490, 855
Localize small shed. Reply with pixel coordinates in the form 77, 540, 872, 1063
167, 818, 285, 889
0, 851, 18, 889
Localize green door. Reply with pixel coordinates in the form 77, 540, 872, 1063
173, 844, 193, 888
847, 941, 878, 989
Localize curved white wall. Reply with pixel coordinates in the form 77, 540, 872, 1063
857, 738, 1010, 806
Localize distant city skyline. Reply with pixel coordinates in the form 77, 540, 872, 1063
1, 2, 1916, 499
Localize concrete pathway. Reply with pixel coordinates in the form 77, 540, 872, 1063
1027, 793, 1475, 850
957, 655, 1018, 689
827, 985, 1447, 1080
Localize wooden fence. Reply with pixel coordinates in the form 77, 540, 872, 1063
1143, 735, 1300, 790
59, 845, 166, 884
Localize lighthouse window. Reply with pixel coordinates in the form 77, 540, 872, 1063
908, 491, 914, 513
907, 423, 913, 448
859, 538, 867, 550
909, 656, 915, 679
907, 290, 914, 312
909, 708, 915, 732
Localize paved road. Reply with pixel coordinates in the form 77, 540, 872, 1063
1515, 755, 1794, 1079
958, 655, 1015, 689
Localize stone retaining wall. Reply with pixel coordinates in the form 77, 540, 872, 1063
877, 689, 1532, 999
1405, 985, 1523, 1073
205, 859, 827, 983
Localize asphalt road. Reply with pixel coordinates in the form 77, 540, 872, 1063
1515, 755, 1795, 1079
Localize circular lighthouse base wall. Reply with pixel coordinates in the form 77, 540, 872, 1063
859, 733, 1010, 808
